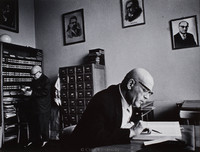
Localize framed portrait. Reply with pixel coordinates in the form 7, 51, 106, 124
62, 9, 85, 45
120, 0, 145, 28
169, 15, 199, 50
0, 0, 19, 33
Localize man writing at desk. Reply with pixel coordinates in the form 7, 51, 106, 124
70, 68, 154, 149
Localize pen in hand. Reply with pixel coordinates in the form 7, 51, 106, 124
152, 129, 162, 134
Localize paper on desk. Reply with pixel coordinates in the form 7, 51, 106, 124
132, 121, 182, 141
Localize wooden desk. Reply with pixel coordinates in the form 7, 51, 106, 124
91, 125, 200, 152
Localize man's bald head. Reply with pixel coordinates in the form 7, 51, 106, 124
31, 65, 42, 80
120, 68, 154, 107
121, 68, 154, 92
31, 65, 42, 74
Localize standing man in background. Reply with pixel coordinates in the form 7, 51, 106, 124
22, 65, 51, 148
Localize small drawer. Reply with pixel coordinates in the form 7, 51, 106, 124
61, 91, 67, 98
62, 99, 68, 106
84, 74, 92, 81
76, 66, 83, 74
84, 65, 92, 73
85, 99, 91, 105
68, 67, 75, 75
85, 90, 93, 98
68, 83, 75, 90
77, 91, 84, 98
61, 84, 67, 90
63, 116, 69, 122
70, 115, 77, 125
77, 75, 84, 82
85, 82, 93, 89
60, 77, 67, 83
62, 106, 69, 114
77, 106, 85, 114
59, 68, 67, 75
69, 91, 76, 99
77, 99, 84, 106
69, 99, 76, 106
68, 75, 75, 83
77, 83, 84, 90
69, 107, 76, 114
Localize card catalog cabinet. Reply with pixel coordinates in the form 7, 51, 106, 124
0, 42, 42, 147
59, 64, 106, 128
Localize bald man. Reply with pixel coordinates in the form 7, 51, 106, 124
24, 66, 51, 148
69, 68, 154, 149
174, 21, 197, 49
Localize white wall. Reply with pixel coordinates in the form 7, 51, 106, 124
34, 0, 200, 120
0, 0, 36, 47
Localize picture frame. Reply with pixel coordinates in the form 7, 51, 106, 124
169, 15, 199, 50
62, 9, 85, 45
0, 0, 19, 33
120, 0, 145, 28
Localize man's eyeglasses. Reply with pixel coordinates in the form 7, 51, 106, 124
138, 81, 153, 96
31, 71, 40, 76
180, 26, 188, 28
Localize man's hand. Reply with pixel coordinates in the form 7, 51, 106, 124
134, 120, 145, 135
24, 90, 32, 96
129, 120, 147, 138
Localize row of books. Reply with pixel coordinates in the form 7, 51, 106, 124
5, 124, 17, 131
2, 63, 33, 70
3, 58, 41, 66
4, 77, 32, 83
4, 105, 16, 119
3, 85, 21, 90
3, 91, 22, 96
3, 97, 20, 105
3, 71, 31, 77
3, 51, 41, 61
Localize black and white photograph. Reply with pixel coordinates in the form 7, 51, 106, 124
0, 0, 199, 152
0, 0, 18, 32
62, 9, 85, 45
121, 0, 145, 28
170, 15, 199, 50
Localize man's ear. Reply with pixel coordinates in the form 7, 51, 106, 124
127, 79, 135, 90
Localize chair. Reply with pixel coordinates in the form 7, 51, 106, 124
16, 102, 30, 143
177, 101, 200, 125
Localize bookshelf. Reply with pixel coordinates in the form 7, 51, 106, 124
0, 42, 42, 147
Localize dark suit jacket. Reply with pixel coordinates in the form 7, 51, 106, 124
70, 85, 141, 148
174, 33, 197, 49
30, 74, 51, 114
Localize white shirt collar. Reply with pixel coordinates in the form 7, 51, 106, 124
119, 84, 132, 110
179, 32, 186, 40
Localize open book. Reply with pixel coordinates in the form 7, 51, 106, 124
131, 121, 182, 145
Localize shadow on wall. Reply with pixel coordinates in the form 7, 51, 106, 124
154, 100, 180, 121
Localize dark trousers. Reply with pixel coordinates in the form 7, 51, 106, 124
29, 111, 50, 144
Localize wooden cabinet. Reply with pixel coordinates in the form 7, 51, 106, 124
0, 42, 42, 147
59, 64, 106, 128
